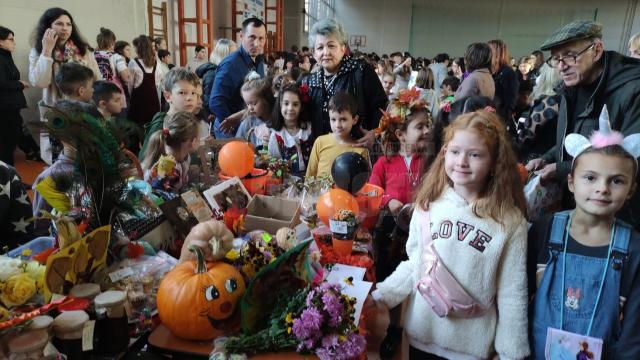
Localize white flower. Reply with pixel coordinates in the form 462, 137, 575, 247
0, 256, 23, 282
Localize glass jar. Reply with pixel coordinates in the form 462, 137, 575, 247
69, 283, 101, 318
52, 310, 89, 360
8, 329, 49, 360
94, 290, 129, 355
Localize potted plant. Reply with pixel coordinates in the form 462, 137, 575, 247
330, 209, 359, 256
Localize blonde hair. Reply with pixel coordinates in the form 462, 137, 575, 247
629, 33, 640, 56
414, 111, 526, 225
210, 38, 236, 65
530, 63, 561, 101
487, 39, 511, 74
141, 111, 200, 170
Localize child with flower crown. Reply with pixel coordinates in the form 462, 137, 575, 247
268, 83, 313, 176
372, 109, 530, 359
529, 106, 640, 359
369, 87, 435, 358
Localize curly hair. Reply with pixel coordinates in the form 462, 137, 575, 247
31, 7, 90, 56
414, 110, 526, 225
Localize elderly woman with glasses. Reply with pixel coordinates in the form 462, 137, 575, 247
302, 18, 387, 146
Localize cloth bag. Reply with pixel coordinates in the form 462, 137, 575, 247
523, 174, 562, 222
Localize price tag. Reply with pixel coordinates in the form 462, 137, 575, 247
262, 233, 273, 243
329, 220, 348, 234
43, 341, 59, 357
109, 267, 134, 282
82, 320, 95, 351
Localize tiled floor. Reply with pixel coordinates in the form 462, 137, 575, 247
13, 149, 46, 200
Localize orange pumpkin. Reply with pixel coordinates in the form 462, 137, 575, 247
157, 245, 246, 340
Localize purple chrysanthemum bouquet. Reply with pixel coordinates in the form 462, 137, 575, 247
291, 282, 366, 360
225, 282, 365, 359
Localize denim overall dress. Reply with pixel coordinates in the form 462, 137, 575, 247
532, 211, 630, 359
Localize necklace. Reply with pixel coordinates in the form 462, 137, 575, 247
403, 155, 419, 187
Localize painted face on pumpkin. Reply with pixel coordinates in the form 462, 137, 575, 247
199, 262, 246, 330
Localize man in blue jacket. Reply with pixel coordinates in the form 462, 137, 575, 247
209, 17, 266, 138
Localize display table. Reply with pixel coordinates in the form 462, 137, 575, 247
147, 324, 317, 359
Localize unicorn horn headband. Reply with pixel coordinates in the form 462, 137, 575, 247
564, 105, 640, 168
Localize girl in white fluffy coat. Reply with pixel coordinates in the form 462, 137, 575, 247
372, 110, 530, 359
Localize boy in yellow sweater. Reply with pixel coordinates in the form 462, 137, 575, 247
306, 92, 369, 178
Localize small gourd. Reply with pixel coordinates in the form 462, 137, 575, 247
275, 227, 297, 251
179, 220, 234, 263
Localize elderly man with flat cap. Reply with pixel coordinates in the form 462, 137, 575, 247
526, 20, 640, 229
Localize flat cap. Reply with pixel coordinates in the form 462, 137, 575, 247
540, 20, 603, 51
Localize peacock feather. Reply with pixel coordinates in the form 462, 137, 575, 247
34, 104, 137, 229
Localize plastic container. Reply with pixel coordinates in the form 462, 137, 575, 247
219, 168, 268, 195
332, 237, 354, 257
8, 329, 49, 360
355, 183, 385, 230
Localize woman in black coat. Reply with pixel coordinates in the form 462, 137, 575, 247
302, 19, 387, 145
0, 26, 29, 166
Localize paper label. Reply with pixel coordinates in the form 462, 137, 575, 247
262, 233, 272, 243
109, 267, 134, 282
43, 341, 59, 357
82, 320, 95, 351
329, 219, 348, 234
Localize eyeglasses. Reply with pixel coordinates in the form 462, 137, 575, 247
546, 43, 595, 67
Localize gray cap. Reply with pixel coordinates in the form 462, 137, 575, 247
540, 20, 603, 51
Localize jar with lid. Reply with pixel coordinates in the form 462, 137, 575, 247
69, 283, 101, 318
7, 329, 49, 360
52, 310, 89, 359
94, 290, 129, 354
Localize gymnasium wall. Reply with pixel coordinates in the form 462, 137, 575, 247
333, 0, 640, 58
0, 0, 147, 123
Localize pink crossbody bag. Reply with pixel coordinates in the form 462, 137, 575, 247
416, 210, 493, 318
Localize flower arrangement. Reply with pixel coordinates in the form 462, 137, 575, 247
225, 283, 365, 360
331, 210, 360, 240
0, 257, 46, 308
375, 86, 428, 136
232, 232, 284, 279
268, 154, 297, 180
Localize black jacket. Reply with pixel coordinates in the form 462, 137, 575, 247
492, 64, 518, 129
542, 51, 640, 229
302, 57, 388, 139
196, 62, 217, 114
0, 48, 27, 110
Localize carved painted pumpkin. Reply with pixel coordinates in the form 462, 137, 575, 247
158, 245, 246, 340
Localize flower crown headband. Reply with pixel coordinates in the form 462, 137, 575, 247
564, 106, 640, 170
375, 87, 429, 135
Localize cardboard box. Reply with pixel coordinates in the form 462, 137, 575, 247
243, 195, 301, 235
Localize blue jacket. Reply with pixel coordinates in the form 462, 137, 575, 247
209, 46, 264, 138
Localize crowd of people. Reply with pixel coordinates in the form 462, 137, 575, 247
2, 5, 640, 359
